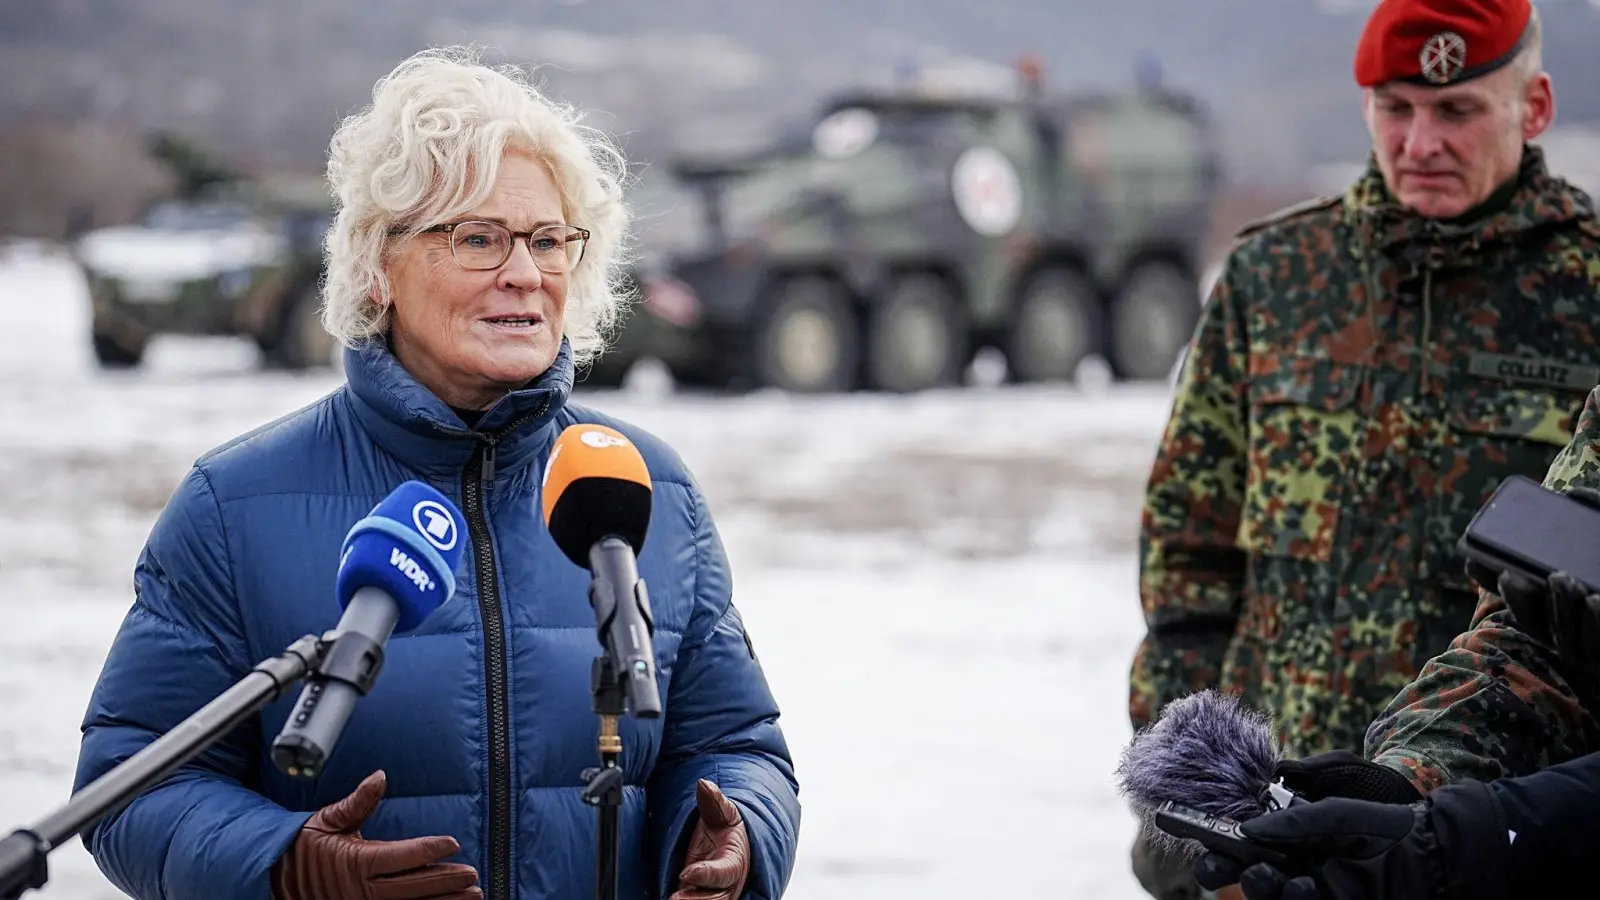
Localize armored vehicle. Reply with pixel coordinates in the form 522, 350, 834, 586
603, 68, 1222, 393
73, 178, 335, 371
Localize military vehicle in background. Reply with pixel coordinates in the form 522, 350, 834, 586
73, 176, 336, 371
593, 60, 1222, 393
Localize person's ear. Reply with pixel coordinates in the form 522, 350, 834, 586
1520, 72, 1555, 141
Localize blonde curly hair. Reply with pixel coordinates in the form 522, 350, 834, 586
321, 46, 633, 366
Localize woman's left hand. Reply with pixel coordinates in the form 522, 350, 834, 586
670, 780, 750, 900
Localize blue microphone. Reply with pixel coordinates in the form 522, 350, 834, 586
271, 481, 465, 779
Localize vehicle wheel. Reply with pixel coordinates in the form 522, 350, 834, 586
865, 273, 967, 393
1109, 260, 1201, 382
267, 283, 338, 371
1005, 266, 1099, 383
751, 276, 859, 393
92, 330, 144, 369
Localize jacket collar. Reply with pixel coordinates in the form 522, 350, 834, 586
1344, 144, 1593, 253
343, 336, 574, 479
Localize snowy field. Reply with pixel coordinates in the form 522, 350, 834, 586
0, 243, 1177, 900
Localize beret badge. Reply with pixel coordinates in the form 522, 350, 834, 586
1419, 30, 1468, 84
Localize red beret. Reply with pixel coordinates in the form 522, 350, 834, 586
1354, 0, 1532, 88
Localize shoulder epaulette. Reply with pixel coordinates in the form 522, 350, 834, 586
1232, 194, 1343, 242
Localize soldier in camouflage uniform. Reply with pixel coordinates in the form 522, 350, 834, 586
1180, 393, 1600, 900
1126, 0, 1600, 896
1363, 385, 1600, 794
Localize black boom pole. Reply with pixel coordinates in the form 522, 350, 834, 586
0, 634, 329, 900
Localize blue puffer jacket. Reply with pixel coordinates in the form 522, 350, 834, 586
72, 339, 801, 900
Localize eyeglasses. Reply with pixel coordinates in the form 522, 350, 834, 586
402, 221, 590, 273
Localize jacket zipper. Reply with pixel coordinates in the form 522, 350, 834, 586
1419, 232, 1447, 398
459, 401, 548, 900
1420, 267, 1433, 397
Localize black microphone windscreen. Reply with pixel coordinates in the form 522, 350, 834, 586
547, 477, 651, 569
1115, 690, 1282, 854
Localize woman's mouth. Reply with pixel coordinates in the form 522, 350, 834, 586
482, 315, 543, 331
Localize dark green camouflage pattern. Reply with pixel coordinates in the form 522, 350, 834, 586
1130, 145, 1600, 761
1367, 384, 1600, 794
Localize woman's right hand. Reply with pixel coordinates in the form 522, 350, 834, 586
271, 770, 481, 900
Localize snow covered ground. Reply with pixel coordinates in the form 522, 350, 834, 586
0, 243, 1177, 900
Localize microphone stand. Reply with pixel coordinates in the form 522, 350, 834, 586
578, 536, 660, 900
0, 633, 331, 900
580, 657, 626, 900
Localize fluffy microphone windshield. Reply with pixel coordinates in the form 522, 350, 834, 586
1115, 690, 1282, 852
541, 424, 653, 570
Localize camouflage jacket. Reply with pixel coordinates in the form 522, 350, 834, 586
1367, 387, 1600, 794
1129, 145, 1600, 759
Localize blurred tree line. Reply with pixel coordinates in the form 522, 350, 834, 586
0, 125, 243, 240
5, 0, 1599, 245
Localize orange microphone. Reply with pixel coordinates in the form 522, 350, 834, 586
541, 424, 660, 718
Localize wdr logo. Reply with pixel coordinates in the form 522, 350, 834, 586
390, 548, 436, 592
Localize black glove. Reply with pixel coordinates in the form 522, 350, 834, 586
1191, 782, 1510, 900
1464, 486, 1600, 681
1467, 565, 1600, 670
1504, 570, 1600, 672
1272, 751, 1420, 805
1131, 829, 1212, 900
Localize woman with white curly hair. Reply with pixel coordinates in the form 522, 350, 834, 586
71, 47, 801, 900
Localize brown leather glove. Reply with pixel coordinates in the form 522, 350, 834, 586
271, 770, 481, 900
668, 779, 750, 900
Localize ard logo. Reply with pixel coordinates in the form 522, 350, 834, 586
412, 500, 458, 551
